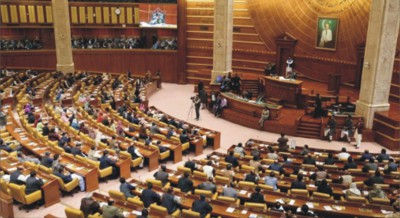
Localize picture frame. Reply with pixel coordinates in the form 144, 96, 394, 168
316, 17, 339, 51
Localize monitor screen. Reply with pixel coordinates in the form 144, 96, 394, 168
139, 4, 177, 29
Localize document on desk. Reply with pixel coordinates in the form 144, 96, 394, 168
241, 209, 247, 214
288, 199, 295, 205
324, 206, 333, 211
226, 207, 235, 213
132, 210, 142, 215
276, 199, 285, 204
249, 214, 257, 218
239, 190, 247, 195
306, 202, 314, 208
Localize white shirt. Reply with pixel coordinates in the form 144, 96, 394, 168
320, 29, 332, 47
337, 152, 351, 160
203, 165, 214, 178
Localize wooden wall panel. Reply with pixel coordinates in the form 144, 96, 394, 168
87, 7, 94, 24
95, 7, 102, 24
45, 6, 52, 23
9, 5, 18, 23
103, 7, 110, 24
18, 6, 27, 23
0, 50, 57, 69
70, 6, 78, 24
0, 5, 9, 23
27, 5, 36, 23
126, 7, 133, 24
36, 6, 45, 23
79, 6, 86, 24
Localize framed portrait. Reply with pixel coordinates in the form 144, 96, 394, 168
316, 17, 339, 50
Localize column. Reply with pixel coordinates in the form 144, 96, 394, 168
52, 0, 74, 73
211, 0, 233, 84
356, 0, 400, 128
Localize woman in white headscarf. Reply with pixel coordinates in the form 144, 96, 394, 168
345, 182, 361, 198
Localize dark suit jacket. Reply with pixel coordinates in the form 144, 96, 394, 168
291, 180, 306, 190
41, 156, 54, 168
71, 147, 84, 157
120, 182, 135, 199
55, 172, 73, 184
192, 199, 212, 218
80, 197, 101, 217
364, 176, 385, 187
141, 188, 161, 208
177, 177, 193, 193
161, 193, 179, 214
224, 155, 239, 167
25, 176, 44, 194
99, 155, 116, 169
154, 171, 169, 186
250, 192, 265, 203
102, 205, 124, 218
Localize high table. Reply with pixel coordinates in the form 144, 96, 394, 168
264, 76, 303, 108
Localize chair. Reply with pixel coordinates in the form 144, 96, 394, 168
323, 164, 338, 170
8, 183, 42, 212
289, 189, 309, 197
258, 184, 277, 192
119, 151, 143, 169
237, 181, 256, 189
150, 144, 170, 162
370, 197, 391, 205
146, 178, 170, 189
348, 168, 362, 173
193, 171, 207, 179
0, 178, 10, 194
23, 161, 39, 171
182, 209, 210, 218
86, 159, 113, 182
65, 206, 85, 218
87, 213, 102, 218
244, 202, 267, 210
150, 204, 181, 217
217, 196, 240, 205
127, 196, 144, 207
241, 165, 255, 173
39, 165, 52, 174
51, 175, 79, 196
301, 164, 316, 171
182, 142, 190, 153
312, 191, 333, 199
346, 196, 369, 204
177, 166, 191, 175
215, 175, 230, 184
109, 190, 128, 201
194, 189, 217, 199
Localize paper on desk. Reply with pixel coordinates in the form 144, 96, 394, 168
239, 190, 247, 195
176, 175, 182, 179
308, 184, 316, 188
226, 207, 235, 213
76, 167, 84, 171
249, 214, 258, 218
168, 173, 174, 177
33, 147, 42, 151
306, 202, 314, 208
9, 163, 17, 166
363, 191, 369, 196
99, 202, 107, 208
381, 210, 393, 214
132, 210, 142, 215
163, 144, 171, 148
123, 211, 130, 217
289, 199, 295, 205
241, 209, 247, 214
276, 199, 285, 204
324, 206, 333, 211
8, 167, 17, 172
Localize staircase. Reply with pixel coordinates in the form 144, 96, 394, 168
241, 80, 260, 98
296, 116, 322, 139
389, 71, 400, 102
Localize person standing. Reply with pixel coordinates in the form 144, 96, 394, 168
324, 116, 336, 142
314, 93, 323, 118
193, 94, 201, 120
341, 115, 353, 143
319, 22, 332, 47
80, 192, 101, 217
258, 107, 270, 129
355, 117, 364, 149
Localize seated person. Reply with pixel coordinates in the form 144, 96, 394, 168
102, 200, 124, 218
119, 177, 136, 199
264, 171, 278, 191
221, 182, 237, 198
364, 170, 384, 187
177, 172, 193, 193
197, 177, 217, 193
244, 171, 259, 183
161, 187, 181, 215
192, 195, 212, 218
376, 149, 390, 163
291, 174, 306, 190
296, 204, 316, 217
225, 150, 239, 168
270, 201, 284, 212
141, 183, 161, 208
324, 153, 336, 165
80, 192, 101, 218
303, 154, 316, 165
249, 187, 265, 203
25, 170, 44, 195
368, 184, 387, 200
41, 151, 54, 168
345, 183, 361, 198
153, 165, 169, 187
316, 179, 333, 196
343, 157, 357, 170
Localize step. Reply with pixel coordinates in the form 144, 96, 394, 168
298, 126, 320, 132
296, 133, 321, 139
297, 129, 320, 135
299, 123, 321, 128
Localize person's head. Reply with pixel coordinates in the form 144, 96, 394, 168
275, 201, 282, 208
369, 158, 375, 163
16, 166, 23, 172
341, 147, 346, 152
103, 150, 109, 156
283, 156, 288, 162
108, 199, 114, 206
304, 144, 309, 149
229, 182, 235, 188
238, 143, 242, 147
381, 149, 386, 154
54, 154, 60, 160
229, 150, 234, 156
227, 164, 232, 170
307, 154, 313, 159
45, 151, 51, 157
320, 179, 328, 187
317, 165, 324, 171
30, 170, 36, 177
364, 150, 369, 154
373, 184, 382, 191
147, 182, 153, 189
161, 164, 166, 172
297, 174, 303, 182
253, 156, 259, 161
207, 161, 212, 166
280, 133, 285, 137
375, 169, 381, 177
184, 171, 190, 178
328, 153, 333, 158
208, 177, 213, 182
347, 156, 353, 162
270, 171, 276, 177
141, 209, 149, 217
120, 177, 126, 184
167, 186, 173, 194
255, 186, 261, 193
389, 158, 395, 163
200, 194, 206, 201
301, 204, 309, 213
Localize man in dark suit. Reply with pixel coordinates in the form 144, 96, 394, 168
303, 154, 316, 165
10, 166, 26, 185
25, 170, 44, 195
244, 171, 259, 183
277, 133, 289, 152
40, 151, 54, 168
197, 177, 217, 193
192, 195, 212, 218
224, 150, 239, 168
100, 150, 118, 179
184, 160, 197, 172
136, 209, 148, 218
42, 123, 50, 136
80, 192, 101, 217
364, 170, 385, 187
141, 183, 161, 208
177, 172, 193, 193
71, 143, 85, 157
180, 130, 189, 144
291, 174, 306, 189
161, 187, 181, 215
54, 166, 73, 184
153, 165, 169, 187
102, 200, 124, 218
119, 177, 135, 199
250, 187, 265, 203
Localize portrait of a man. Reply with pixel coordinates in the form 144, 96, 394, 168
316, 17, 339, 50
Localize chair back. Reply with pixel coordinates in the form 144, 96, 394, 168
8, 183, 27, 204
65, 206, 85, 218
370, 197, 390, 205
109, 190, 126, 201
0, 178, 10, 194
193, 171, 207, 179
127, 197, 144, 207
146, 179, 163, 188
149, 204, 168, 215
241, 165, 255, 173
347, 196, 368, 203
217, 196, 236, 203
215, 175, 230, 184
177, 166, 191, 175
290, 189, 309, 197
39, 165, 52, 174
237, 181, 256, 189
313, 191, 331, 199
182, 209, 202, 218
244, 202, 267, 210
194, 189, 213, 198
258, 184, 275, 191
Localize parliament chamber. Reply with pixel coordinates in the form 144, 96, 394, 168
0, 0, 399, 218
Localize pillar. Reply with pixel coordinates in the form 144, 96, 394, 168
52, 0, 74, 73
211, 0, 233, 84
356, 0, 400, 128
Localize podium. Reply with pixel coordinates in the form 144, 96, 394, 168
264, 76, 303, 108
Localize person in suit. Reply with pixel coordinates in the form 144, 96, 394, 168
180, 130, 189, 144
100, 150, 118, 179
324, 153, 336, 165
277, 133, 289, 152
102, 200, 124, 218
127, 144, 144, 168
244, 170, 259, 183
314, 93, 323, 118
224, 150, 239, 168
10, 166, 27, 185
193, 94, 201, 120
80, 192, 101, 218
25, 170, 44, 195
192, 195, 212, 218
343, 157, 357, 170
364, 170, 385, 187
291, 174, 306, 189
119, 177, 135, 199
250, 187, 265, 203
221, 164, 235, 182
177, 172, 193, 193
153, 165, 169, 187
42, 123, 50, 136
161, 187, 181, 214
136, 209, 148, 218
222, 182, 237, 198
141, 183, 161, 208
150, 122, 160, 134
54, 166, 73, 184
41, 151, 54, 168
184, 159, 197, 172
303, 154, 316, 165
71, 143, 85, 157
377, 148, 390, 163
233, 143, 245, 157
324, 116, 336, 142
296, 204, 316, 217
198, 177, 217, 193
265, 171, 278, 191
316, 179, 333, 196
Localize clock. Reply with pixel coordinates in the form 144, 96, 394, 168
115, 8, 121, 15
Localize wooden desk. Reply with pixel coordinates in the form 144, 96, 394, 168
0, 191, 14, 218
265, 76, 303, 108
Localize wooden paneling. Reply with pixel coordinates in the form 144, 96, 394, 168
18, 5, 27, 23
103, 7, 110, 24
28, 5, 36, 23
119, 7, 125, 24
36, 6, 45, 23
95, 7, 102, 24
45, 6, 52, 23
0, 50, 57, 69
0, 5, 9, 23
79, 6, 86, 24
87, 7, 94, 24
9, 5, 18, 23
70, 6, 78, 24
126, 7, 133, 24
111, 7, 117, 24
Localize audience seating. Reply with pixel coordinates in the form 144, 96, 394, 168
217, 196, 240, 205
146, 178, 170, 189
288, 189, 309, 197
51, 175, 80, 196
194, 189, 217, 199
8, 183, 42, 212
64, 206, 85, 218
244, 202, 267, 210
182, 209, 210, 218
